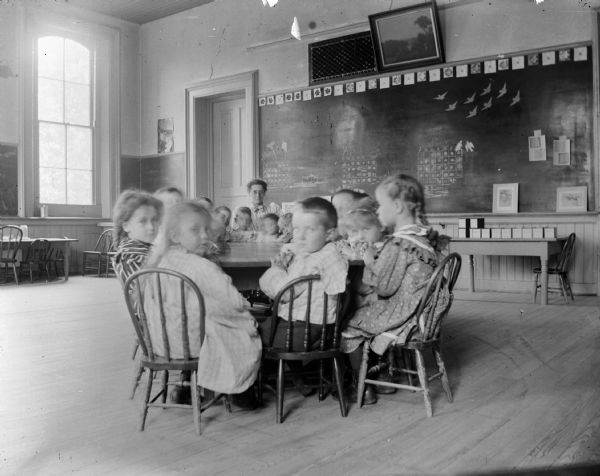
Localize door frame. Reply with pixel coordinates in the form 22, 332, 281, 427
185, 71, 259, 199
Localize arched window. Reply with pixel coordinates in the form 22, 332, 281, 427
37, 36, 94, 205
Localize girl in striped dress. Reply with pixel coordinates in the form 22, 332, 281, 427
112, 190, 163, 284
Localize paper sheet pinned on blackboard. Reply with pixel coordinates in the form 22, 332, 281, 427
291, 17, 301, 40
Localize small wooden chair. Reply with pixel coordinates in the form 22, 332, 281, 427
124, 268, 227, 435
0, 225, 23, 284
533, 233, 576, 304
47, 246, 65, 279
82, 229, 115, 277
357, 253, 462, 417
259, 274, 348, 423
20, 238, 51, 282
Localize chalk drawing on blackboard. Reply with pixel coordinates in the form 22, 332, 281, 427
445, 101, 457, 111
510, 90, 521, 106
480, 80, 492, 96
433, 91, 447, 100
497, 83, 507, 98
481, 97, 492, 111
464, 92, 476, 104
466, 106, 478, 118
417, 145, 464, 199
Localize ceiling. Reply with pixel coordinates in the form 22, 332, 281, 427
53, 0, 215, 25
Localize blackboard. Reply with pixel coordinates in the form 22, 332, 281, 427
260, 49, 594, 213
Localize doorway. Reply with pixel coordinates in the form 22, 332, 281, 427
185, 71, 259, 208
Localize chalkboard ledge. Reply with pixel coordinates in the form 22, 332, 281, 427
429, 211, 598, 218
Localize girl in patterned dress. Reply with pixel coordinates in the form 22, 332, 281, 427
146, 201, 262, 403
112, 190, 163, 284
341, 174, 446, 404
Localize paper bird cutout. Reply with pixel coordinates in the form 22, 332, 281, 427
445, 101, 457, 111
481, 97, 492, 111
466, 106, 478, 118
291, 16, 301, 40
510, 90, 521, 106
455, 140, 463, 152
480, 81, 492, 96
465, 141, 475, 152
497, 82, 507, 98
434, 91, 448, 101
264, 0, 278, 6
464, 92, 476, 104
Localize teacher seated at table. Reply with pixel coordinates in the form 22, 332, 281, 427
232, 178, 281, 230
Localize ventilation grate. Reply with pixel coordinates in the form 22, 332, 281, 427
309, 31, 377, 84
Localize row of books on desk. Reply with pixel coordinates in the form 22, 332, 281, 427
456, 227, 556, 239
455, 218, 556, 239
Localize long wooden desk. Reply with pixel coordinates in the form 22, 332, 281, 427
21, 237, 79, 280
448, 238, 565, 305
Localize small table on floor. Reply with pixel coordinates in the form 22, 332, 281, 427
448, 238, 565, 306
21, 237, 79, 281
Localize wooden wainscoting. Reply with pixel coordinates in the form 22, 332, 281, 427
430, 212, 599, 295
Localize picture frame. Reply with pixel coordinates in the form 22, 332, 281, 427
556, 186, 587, 212
492, 183, 519, 214
369, 2, 444, 73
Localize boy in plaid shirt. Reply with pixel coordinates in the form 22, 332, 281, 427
259, 197, 348, 351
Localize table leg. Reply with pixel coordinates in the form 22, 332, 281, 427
467, 255, 475, 292
64, 241, 70, 281
540, 258, 548, 306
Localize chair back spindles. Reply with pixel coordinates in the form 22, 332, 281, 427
556, 233, 576, 274
124, 268, 205, 364
0, 225, 23, 260
414, 253, 462, 341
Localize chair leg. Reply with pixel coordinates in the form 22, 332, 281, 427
414, 350, 433, 418
434, 345, 453, 403
333, 356, 347, 417
131, 339, 139, 360
140, 369, 153, 431
131, 359, 144, 400
557, 275, 569, 304
256, 368, 263, 405
318, 360, 325, 401
532, 273, 539, 303
401, 349, 415, 388
190, 371, 201, 435
565, 275, 575, 301
12, 264, 19, 285
356, 342, 370, 408
276, 359, 285, 424
96, 255, 101, 277
161, 370, 169, 405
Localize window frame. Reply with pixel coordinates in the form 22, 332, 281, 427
35, 34, 99, 214
19, 9, 120, 219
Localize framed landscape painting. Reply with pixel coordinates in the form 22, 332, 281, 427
369, 2, 444, 72
556, 186, 587, 212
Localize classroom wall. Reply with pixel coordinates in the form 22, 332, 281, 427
138, 0, 599, 294
0, 2, 141, 154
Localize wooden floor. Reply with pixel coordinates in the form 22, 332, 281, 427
2, 277, 600, 475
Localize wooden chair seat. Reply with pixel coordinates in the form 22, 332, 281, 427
532, 233, 576, 304
258, 274, 348, 423
357, 253, 462, 418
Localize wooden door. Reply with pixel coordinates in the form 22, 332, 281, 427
211, 97, 250, 208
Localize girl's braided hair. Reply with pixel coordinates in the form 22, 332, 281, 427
378, 174, 428, 225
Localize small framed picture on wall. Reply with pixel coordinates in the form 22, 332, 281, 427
492, 183, 519, 214
556, 186, 587, 212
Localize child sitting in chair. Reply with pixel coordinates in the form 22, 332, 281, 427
229, 207, 255, 242
276, 212, 293, 243
112, 190, 163, 283
146, 201, 262, 408
259, 198, 348, 393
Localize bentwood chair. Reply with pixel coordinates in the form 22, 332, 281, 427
357, 253, 462, 417
0, 225, 23, 284
533, 233, 576, 304
82, 229, 115, 277
20, 238, 51, 282
259, 274, 348, 423
124, 268, 227, 435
